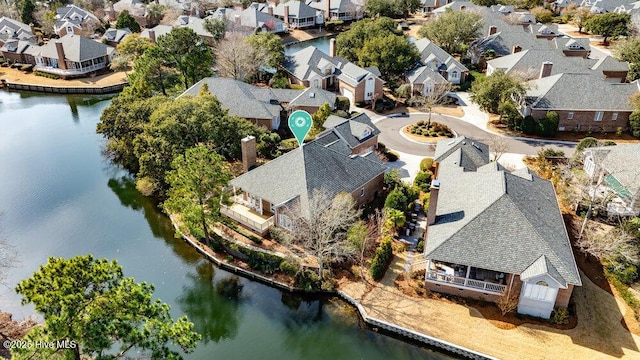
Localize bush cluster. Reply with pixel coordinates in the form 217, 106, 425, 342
34, 71, 60, 79
409, 121, 452, 138
413, 171, 432, 192
520, 111, 560, 137
370, 237, 393, 280
550, 307, 569, 325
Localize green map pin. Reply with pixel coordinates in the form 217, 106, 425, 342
288, 110, 313, 147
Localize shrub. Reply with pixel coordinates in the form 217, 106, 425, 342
616, 127, 624, 137
279, 138, 299, 151
289, 84, 306, 90
414, 128, 422, 135
603, 140, 617, 146
417, 120, 425, 126
279, 259, 301, 276
269, 72, 288, 89
385, 187, 408, 211
414, 171, 432, 192
370, 237, 393, 281
522, 115, 536, 135
336, 96, 350, 111
246, 251, 283, 274
385, 150, 399, 162
396, 83, 412, 98
296, 269, 322, 291
410, 128, 417, 134
550, 307, 569, 325
20, 64, 33, 72
630, 111, 640, 137
575, 137, 600, 152
333, 109, 350, 118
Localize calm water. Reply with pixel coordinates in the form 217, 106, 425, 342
0, 91, 454, 359
285, 37, 333, 56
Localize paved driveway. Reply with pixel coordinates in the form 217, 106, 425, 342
376, 113, 576, 157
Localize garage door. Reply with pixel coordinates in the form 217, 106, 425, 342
342, 88, 354, 107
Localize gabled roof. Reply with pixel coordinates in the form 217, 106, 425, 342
425, 137, 581, 287
318, 113, 380, 149
521, 255, 568, 288
414, 38, 468, 73
55, 5, 99, 30
239, 4, 284, 31
525, 73, 638, 111
406, 65, 448, 84
102, 28, 131, 43
486, 49, 598, 78
434, 137, 490, 171
113, 0, 147, 17
175, 16, 211, 38
271, 1, 318, 18
0, 39, 38, 54
432, 1, 480, 13
288, 87, 337, 108
0, 17, 34, 42
229, 139, 386, 209
591, 55, 630, 72
181, 77, 336, 120
140, 24, 173, 40
37, 34, 113, 62
283, 45, 382, 85
306, 0, 358, 13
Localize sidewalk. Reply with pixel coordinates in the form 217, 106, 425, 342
449, 92, 494, 134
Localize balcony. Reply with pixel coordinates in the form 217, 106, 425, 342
35, 63, 106, 76
220, 203, 274, 235
426, 270, 507, 294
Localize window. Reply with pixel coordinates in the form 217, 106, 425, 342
594, 111, 603, 121
523, 282, 557, 302
567, 112, 574, 120
278, 213, 293, 231
360, 187, 365, 197
449, 71, 459, 80
612, 112, 618, 120
66, 26, 73, 34
313, 79, 319, 88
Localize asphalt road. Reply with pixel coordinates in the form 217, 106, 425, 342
376, 113, 576, 157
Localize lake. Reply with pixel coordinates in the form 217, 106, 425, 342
0, 90, 454, 359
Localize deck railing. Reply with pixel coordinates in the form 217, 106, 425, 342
426, 270, 506, 294
220, 205, 274, 234
35, 63, 106, 75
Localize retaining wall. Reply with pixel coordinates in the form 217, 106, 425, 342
4, 82, 127, 94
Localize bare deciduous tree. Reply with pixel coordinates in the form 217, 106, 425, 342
577, 222, 640, 266
216, 32, 256, 81
497, 285, 520, 316
488, 134, 509, 162
412, 82, 454, 128
284, 189, 361, 277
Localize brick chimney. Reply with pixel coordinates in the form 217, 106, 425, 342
427, 180, 440, 226
284, 5, 289, 24
325, 0, 331, 20
241, 136, 257, 172
268, 5, 273, 16
539, 61, 553, 78
488, 26, 497, 36
148, 29, 156, 43
55, 41, 67, 70
512, 45, 522, 53
329, 38, 336, 57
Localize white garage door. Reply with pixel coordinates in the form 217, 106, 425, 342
342, 88, 354, 106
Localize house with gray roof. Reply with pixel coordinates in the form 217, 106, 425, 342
413, 38, 469, 85
54, 5, 100, 37
432, 1, 480, 14
583, 143, 640, 216
0, 39, 39, 64
420, 0, 454, 13
224, 129, 385, 234
213, 3, 286, 33
423, 137, 581, 319
101, 28, 132, 47
32, 34, 115, 79
264, 0, 322, 28
305, 0, 363, 21
174, 16, 216, 45
521, 72, 639, 132
140, 25, 173, 43
283, 43, 384, 105
405, 65, 449, 96
181, 77, 336, 130
0, 17, 35, 47
315, 113, 380, 155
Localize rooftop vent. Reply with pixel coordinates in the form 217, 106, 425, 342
269, 99, 279, 105
472, 142, 482, 151
309, 92, 315, 98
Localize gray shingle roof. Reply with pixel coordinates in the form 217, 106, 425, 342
306, 0, 357, 13
55, 5, 99, 30
434, 137, 490, 171
406, 65, 448, 84
37, 35, 113, 62
414, 38, 468, 73
182, 77, 337, 120
318, 113, 379, 149
584, 143, 640, 196
592, 55, 630, 72
113, 0, 147, 17
0, 17, 34, 42
271, 1, 318, 18
525, 73, 638, 111
140, 24, 173, 40
520, 255, 567, 288
425, 137, 581, 286
102, 28, 131, 43
230, 139, 385, 208
0, 39, 37, 54
283, 45, 381, 85
432, 1, 480, 13
487, 49, 599, 79
175, 16, 211, 38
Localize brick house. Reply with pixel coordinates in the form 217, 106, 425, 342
32, 35, 115, 79
282, 41, 384, 105
315, 113, 380, 155
54, 5, 100, 37
413, 38, 469, 85
520, 72, 638, 132
223, 123, 385, 234
422, 137, 581, 319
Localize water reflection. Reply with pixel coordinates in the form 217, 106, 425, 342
178, 261, 242, 344
106, 175, 200, 264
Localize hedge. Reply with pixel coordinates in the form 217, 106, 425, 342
420, 158, 434, 172
370, 237, 393, 281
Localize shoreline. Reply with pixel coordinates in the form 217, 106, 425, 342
0, 68, 128, 94
169, 215, 495, 360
